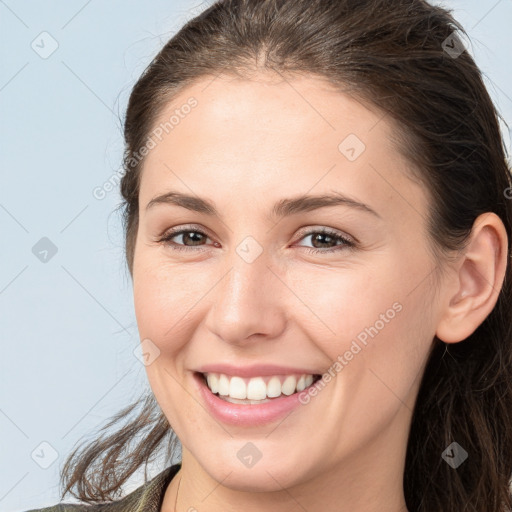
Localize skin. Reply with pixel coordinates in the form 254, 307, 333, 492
131, 72, 508, 512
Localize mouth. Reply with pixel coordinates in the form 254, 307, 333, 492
196, 371, 323, 404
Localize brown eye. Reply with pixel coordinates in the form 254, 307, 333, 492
295, 228, 355, 254
158, 227, 212, 251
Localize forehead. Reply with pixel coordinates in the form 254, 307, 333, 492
152, 73, 387, 149
139, 73, 429, 225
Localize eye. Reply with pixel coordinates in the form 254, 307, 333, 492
156, 225, 356, 254
156, 225, 213, 252
294, 227, 355, 254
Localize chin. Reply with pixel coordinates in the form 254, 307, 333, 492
195, 445, 313, 492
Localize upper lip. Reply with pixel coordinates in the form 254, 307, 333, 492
195, 363, 321, 378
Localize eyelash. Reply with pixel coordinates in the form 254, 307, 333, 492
156, 225, 356, 254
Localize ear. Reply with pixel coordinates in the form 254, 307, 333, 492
436, 212, 509, 343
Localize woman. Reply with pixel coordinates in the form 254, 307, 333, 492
26, 0, 512, 511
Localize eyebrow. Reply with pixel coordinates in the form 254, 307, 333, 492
145, 190, 382, 220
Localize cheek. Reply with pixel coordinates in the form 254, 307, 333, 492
287, 265, 401, 344
288, 256, 433, 387
132, 252, 215, 352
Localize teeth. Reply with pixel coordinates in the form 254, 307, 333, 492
229, 376, 248, 399
247, 377, 267, 400
267, 376, 282, 398
218, 374, 230, 396
204, 372, 316, 400
206, 373, 219, 394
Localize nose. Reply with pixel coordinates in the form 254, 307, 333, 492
203, 248, 288, 347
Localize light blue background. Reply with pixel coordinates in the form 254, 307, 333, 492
1, 1, 511, 510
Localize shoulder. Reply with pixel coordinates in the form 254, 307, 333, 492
21, 464, 181, 512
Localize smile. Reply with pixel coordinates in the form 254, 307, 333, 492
192, 367, 324, 426
202, 372, 322, 403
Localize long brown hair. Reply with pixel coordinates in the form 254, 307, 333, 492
60, 1, 512, 510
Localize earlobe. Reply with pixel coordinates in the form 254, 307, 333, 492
435, 212, 509, 344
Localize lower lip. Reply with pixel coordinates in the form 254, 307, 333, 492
193, 372, 315, 427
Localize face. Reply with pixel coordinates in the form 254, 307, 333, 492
132, 73, 441, 493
